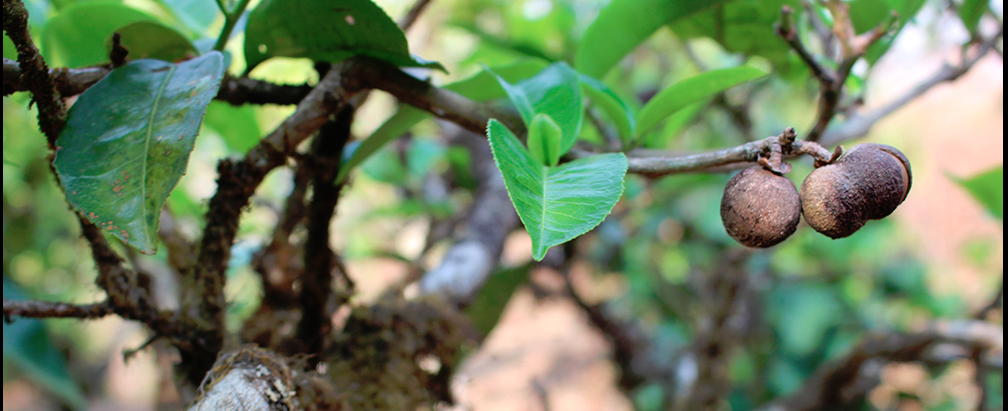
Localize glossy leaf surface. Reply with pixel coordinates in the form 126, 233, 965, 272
487, 120, 626, 261
635, 65, 767, 138
576, 0, 725, 78
244, 0, 441, 71
54, 52, 225, 253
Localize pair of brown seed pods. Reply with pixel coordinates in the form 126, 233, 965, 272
720, 143, 912, 248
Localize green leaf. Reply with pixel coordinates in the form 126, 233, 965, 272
848, 0, 926, 64
490, 62, 583, 155
336, 59, 549, 183
158, 0, 222, 34
54, 52, 225, 253
527, 113, 563, 166
116, 21, 198, 63
204, 101, 262, 153
487, 120, 627, 261
635, 65, 767, 138
670, 0, 800, 71
952, 165, 1003, 220
464, 264, 533, 337
244, 0, 442, 72
958, 0, 987, 33
579, 73, 636, 141
575, 0, 726, 79
41, 1, 158, 67
3, 278, 87, 410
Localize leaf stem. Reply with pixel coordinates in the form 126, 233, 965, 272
213, 0, 253, 52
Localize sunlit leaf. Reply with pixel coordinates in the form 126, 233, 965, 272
487, 120, 626, 260
490, 62, 583, 156
244, 0, 442, 71
575, 0, 726, 78
952, 165, 1003, 220
41, 1, 158, 67
54, 52, 225, 253
636, 65, 767, 138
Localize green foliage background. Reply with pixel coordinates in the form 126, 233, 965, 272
3, 0, 1002, 409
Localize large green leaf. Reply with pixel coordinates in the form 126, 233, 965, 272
635, 65, 768, 138
336, 59, 549, 183
41, 1, 159, 67
490, 62, 583, 156
3, 278, 87, 410
952, 165, 1003, 221
244, 0, 442, 71
54, 52, 225, 253
575, 0, 726, 79
487, 120, 627, 261
158, 0, 221, 34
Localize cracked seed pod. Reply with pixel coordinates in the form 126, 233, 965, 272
800, 143, 912, 239
720, 166, 802, 248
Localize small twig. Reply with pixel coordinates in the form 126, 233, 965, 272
3, 299, 113, 320
820, 27, 1002, 146
399, 0, 434, 31
975, 280, 1003, 320
122, 333, 162, 363
586, 106, 622, 150
109, 32, 129, 68
213, 0, 252, 52
776, 5, 837, 85
573, 128, 834, 177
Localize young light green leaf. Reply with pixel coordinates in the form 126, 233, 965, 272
952, 165, 1003, 221
636, 65, 767, 138
579, 73, 636, 141
528, 113, 563, 166
576, 0, 726, 79
244, 0, 442, 72
41, 2, 158, 67
336, 59, 549, 183
53, 52, 225, 253
489, 62, 583, 155
487, 120, 627, 261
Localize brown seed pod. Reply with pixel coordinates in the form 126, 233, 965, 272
721, 166, 802, 248
800, 144, 912, 239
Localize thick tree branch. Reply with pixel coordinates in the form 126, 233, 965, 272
3, 299, 113, 320
2, 0, 65, 146
296, 107, 354, 357
187, 62, 359, 382
4, 58, 314, 105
